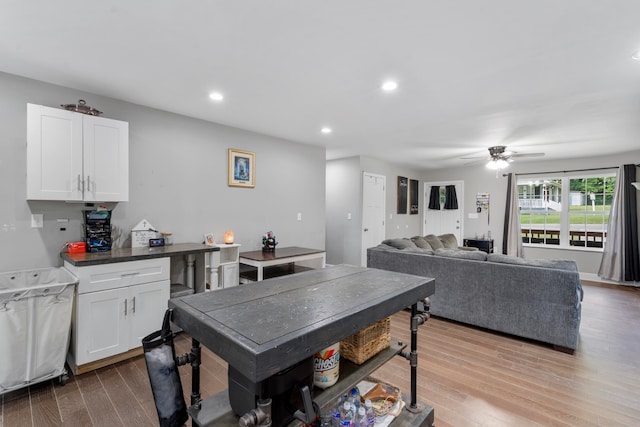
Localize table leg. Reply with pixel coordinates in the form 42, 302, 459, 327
190, 338, 202, 413
257, 266, 264, 281
409, 302, 419, 410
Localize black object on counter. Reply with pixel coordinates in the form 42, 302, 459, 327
84, 210, 112, 252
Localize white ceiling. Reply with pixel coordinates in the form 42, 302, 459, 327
2, 1, 640, 169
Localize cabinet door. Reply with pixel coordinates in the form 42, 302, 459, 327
26, 104, 83, 200
129, 280, 170, 348
220, 263, 239, 288
83, 115, 129, 202
75, 288, 129, 365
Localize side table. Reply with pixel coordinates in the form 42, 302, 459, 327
463, 238, 494, 253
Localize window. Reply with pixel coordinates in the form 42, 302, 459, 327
518, 173, 616, 249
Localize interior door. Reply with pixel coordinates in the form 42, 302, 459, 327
423, 181, 464, 243
362, 172, 386, 266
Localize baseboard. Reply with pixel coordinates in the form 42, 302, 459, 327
579, 272, 640, 287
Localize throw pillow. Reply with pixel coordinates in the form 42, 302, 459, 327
438, 233, 458, 249
381, 238, 418, 250
411, 236, 432, 250
424, 234, 444, 250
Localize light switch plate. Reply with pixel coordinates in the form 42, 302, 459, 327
31, 214, 44, 228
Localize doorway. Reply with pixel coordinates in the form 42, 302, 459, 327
423, 181, 464, 243
362, 172, 386, 266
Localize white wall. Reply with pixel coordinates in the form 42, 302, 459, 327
0, 72, 326, 272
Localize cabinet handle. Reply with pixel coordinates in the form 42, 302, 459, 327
124, 298, 127, 316
77, 174, 82, 191
120, 272, 139, 277
132, 296, 136, 313
86, 175, 91, 193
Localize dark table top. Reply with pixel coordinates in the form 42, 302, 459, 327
239, 246, 325, 262
169, 264, 435, 383
61, 242, 218, 266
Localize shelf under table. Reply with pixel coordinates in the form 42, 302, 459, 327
189, 340, 434, 427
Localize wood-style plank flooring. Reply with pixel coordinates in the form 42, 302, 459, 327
2, 282, 639, 426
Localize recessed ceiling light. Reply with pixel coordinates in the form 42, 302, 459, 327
632, 50, 640, 61
209, 92, 224, 101
321, 127, 332, 134
381, 81, 398, 91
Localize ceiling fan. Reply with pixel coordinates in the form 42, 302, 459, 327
462, 145, 544, 169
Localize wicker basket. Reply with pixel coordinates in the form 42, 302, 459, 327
340, 317, 391, 365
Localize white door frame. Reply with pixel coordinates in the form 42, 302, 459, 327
423, 180, 464, 242
362, 172, 386, 266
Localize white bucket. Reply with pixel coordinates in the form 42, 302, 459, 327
313, 342, 340, 389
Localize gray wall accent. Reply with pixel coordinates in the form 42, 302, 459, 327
421, 151, 640, 275
326, 157, 361, 266
0, 72, 326, 272
325, 156, 424, 266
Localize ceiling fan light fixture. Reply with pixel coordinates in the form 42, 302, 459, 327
486, 158, 509, 170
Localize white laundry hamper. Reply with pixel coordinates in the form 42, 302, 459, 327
0, 267, 77, 394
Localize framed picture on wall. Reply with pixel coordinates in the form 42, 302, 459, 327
397, 176, 408, 214
410, 179, 419, 214
228, 149, 256, 187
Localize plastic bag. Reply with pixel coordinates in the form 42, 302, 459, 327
142, 310, 188, 427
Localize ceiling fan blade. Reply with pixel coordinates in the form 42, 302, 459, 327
460, 155, 488, 160
510, 152, 545, 158
464, 158, 488, 165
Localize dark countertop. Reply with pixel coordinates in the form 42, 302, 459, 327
239, 246, 325, 261
169, 264, 435, 383
61, 242, 219, 267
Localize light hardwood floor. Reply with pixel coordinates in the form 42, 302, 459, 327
1, 282, 639, 426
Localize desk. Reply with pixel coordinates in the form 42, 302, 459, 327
169, 265, 435, 426
239, 246, 326, 281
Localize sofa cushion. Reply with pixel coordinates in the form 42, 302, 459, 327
435, 248, 487, 261
424, 234, 444, 250
411, 236, 433, 250
403, 247, 435, 255
382, 238, 418, 250
438, 233, 459, 249
373, 243, 397, 251
487, 253, 578, 271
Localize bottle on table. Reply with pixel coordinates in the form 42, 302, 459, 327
364, 399, 375, 426
356, 406, 368, 427
340, 401, 354, 427
330, 395, 344, 427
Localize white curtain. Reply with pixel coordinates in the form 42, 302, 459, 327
503, 173, 524, 257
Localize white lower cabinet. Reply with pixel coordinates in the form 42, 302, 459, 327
220, 263, 239, 288
207, 244, 240, 290
65, 258, 170, 373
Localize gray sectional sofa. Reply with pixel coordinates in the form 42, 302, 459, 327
367, 234, 583, 352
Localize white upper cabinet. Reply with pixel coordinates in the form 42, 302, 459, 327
26, 103, 129, 202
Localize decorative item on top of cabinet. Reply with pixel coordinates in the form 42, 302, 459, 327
26, 103, 129, 202
131, 219, 158, 248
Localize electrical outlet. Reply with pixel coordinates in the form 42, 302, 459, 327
31, 214, 44, 228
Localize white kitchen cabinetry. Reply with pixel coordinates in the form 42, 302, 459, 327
208, 244, 240, 290
26, 103, 129, 202
64, 258, 169, 374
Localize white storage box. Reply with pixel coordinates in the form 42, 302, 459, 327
0, 267, 77, 394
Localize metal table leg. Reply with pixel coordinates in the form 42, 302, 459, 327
191, 337, 202, 425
